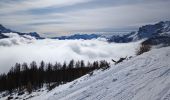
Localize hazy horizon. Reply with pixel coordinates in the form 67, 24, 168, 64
0, 0, 170, 36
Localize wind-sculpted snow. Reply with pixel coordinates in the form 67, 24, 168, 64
0, 33, 140, 73
31, 47, 170, 100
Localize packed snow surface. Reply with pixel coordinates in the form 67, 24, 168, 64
32, 47, 170, 100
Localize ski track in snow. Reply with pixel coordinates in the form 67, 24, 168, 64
27, 47, 170, 100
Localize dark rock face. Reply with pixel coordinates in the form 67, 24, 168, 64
107, 32, 136, 43
0, 33, 8, 39
141, 36, 170, 46
25, 32, 42, 39
0, 24, 13, 33
138, 21, 170, 47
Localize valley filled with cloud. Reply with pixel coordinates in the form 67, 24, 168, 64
0, 33, 140, 73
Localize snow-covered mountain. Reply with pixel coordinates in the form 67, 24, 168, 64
52, 34, 101, 40
0, 24, 42, 39
50, 21, 170, 43
51, 21, 170, 42
1, 21, 170, 43
108, 21, 170, 43
138, 21, 170, 39
0, 24, 13, 33
107, 31, 136, 43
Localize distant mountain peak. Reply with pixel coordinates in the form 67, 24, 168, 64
0, 24, 4, 28
108, 21, 170, 43
138, 21, 170, 39
0, 24, 42, 39
1, 21, 170, 41
52, 33, 101, 40
0, 24, 5, 28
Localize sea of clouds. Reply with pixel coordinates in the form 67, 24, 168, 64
0, 33, 141, 73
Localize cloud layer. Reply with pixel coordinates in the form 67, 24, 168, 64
0, 33, 140, 73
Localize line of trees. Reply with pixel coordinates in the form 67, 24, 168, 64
0, 60, 110, 93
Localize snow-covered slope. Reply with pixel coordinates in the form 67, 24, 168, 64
32, 46, 170, 100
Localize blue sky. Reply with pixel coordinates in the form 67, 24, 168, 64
0, 0, 170, 36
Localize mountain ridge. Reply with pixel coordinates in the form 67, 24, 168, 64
1, 21, 170, 43
108, 21, 170, 43
52, 34, 101, 40
0, 24, 42, 39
